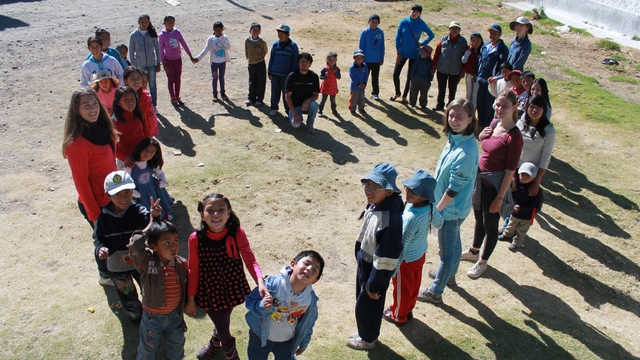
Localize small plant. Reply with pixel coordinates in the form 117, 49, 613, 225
569, 27, 592, 36
609, 75, 639, 84
598, 39, 621, 52
531, 6, 547, 20
633, 35, 640, 41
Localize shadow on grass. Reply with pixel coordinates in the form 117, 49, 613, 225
396, 317, 473, 359
489, 269, 637, 359
102, 286, 139, 360
537, 211, 640, 281
216, 99, 263, 127
544, 156, 637, 239
365, 342, 402, 359
225, 0, 273, 20
269, 114, 359, 165
368, 99, 442, 139
448, 285, 575, 359
323, 112, 380, 147
170, 200, 194, 259
519, 235, 640, 317
351, 108, 408, 146
172, 105, 216, 136
155, 113, 197, 157
0, 15, 28, 31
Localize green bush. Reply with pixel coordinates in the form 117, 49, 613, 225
598, 39, 621, 52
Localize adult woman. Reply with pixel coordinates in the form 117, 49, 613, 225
418, 98, 478, 303
462, 90, 523, 278
517, 95, 555, 197
62, 88, 117, 285
529, 78, 552, 121
507, 17, 533, 71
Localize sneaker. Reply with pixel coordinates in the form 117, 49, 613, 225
428, 269, 456, 287
498, 233, 513, 242
346, 335, 376, 350
417, 289, 442, 304
245, 99, 253, 106
461, 248, 479, 262
383, 308, 407, 325
99, 276, 114, 287
268, 109, 278, 116
508, 241, 523, 252
177, 99, 185, 106
212, 92, 218, 101
467, 260, 488, 279
220, 92, 229, 100
432, 106, 445, 112
254, 101, 263, 107
371, 94, 380, 101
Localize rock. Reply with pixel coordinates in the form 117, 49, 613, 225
197, 162, 204, 167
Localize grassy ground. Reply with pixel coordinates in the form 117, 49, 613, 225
0, 0, 639, 359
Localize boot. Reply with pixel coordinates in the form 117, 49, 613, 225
222, 337, 240, 360
196, 330, 222, 360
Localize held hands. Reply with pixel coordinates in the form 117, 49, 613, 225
98, 246, 109, 260
190, 57, 198, 64
155, 64, 162, 73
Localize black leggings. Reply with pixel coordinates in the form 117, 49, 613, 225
472, 182, 501, 261
392, 57, 414, 98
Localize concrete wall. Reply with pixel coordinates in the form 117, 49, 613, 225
528, 0, 640, 36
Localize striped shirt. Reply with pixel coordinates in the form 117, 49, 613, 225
144, 261, 181, 314
398, 203, 433, 264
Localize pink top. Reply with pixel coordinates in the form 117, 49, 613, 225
159, 28, 193, 62
187, 227, 263, 297
479, 119, 523, 172
96, 87, 116, 116
65, 136, 116, 221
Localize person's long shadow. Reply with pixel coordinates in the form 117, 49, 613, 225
102, 286, 139, 360
396, 317, 473, 359
488, 270, 637, 359
0, 15, 29, 31
447, 285, 575, 359
216, 99, 263, 128
225, 0, 273, 19
369, 99, 442, 139
520, 235, 640, 316
364, 342, 403, 360
323, 112, 380, 147
155, 113, 197, 157
537, 211, 640, 280
544, 156, 637, 238
269, 115, 359, 165
351, 110, 408, 146
171, 105, 216, 136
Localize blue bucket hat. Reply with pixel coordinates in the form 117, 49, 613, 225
402, 169, 436, 202
361, 163, 401, 193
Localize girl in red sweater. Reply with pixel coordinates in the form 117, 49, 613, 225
112, 86, 149, 169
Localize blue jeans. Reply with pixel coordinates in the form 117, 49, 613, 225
210, 62, 227, 94
247, 329, 293, 360
429, 219, 464, 296
288, 102, 318, 129
137, 309, 186, 360
142, 65, 158, 106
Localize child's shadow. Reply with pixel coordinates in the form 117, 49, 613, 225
102, 287, 139, 360
369, 99, 442, 139
351, 110, 408, 146
173, 105, 216, 136
323, 112, 380, 147
156, 113, 197, 157
216, 99, 263, 128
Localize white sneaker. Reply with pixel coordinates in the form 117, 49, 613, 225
99, 276, 114, 287
268, 109, 278, 116
460, 248, 479, 262
467, 261, 488, 279
371, 94, 380, 101
245, 100, 253, 106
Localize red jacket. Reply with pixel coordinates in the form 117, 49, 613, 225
114, 112, 149, 162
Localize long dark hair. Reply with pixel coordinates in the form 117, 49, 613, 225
197, 193, 241, 236
531, 78, 551, 111
523, 95, 551, 138
113, 86, 145, 127
138, 13, 158, 38
132, 137, 163, 169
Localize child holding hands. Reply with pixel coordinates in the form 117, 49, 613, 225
187, 193, 267, 360
159, 15, 195, 106
129, 219, 188, 360
245, 250, 325, 360
196, 21, 231, 101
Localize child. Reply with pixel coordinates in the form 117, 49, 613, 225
124, 66, 158, 136
245, 22, 269, 107
93, 28, 127, 70
409, 45, 434, 109
462, 31, 483, 108
384, 170, 443, 324
318, 51, 341, 116
129, 220, 188, 360
488, 62, 513, 98
349, 49, 368, 115
80, 35, 124, 87
127, 137, 174, 220
506, 70, 527, 114
116, 43, 132, 67
347, 163, 403, 350
159, 14, 195, 106
195, 21, 231, 101
267, 24, 299, 116
245, 250, 325, 359
519, 71, 536, 115
129, 13, 161, 107
358, 14, 385, 100
112, 86, 149, 169
95, 171, 162, 323
90, 70, 119, 117
186, 193, 268, 360
498, 162, 543, 251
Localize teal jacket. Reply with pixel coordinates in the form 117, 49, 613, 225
434, 132, 479, 220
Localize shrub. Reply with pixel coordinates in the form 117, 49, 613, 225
598, 39, 621, 52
